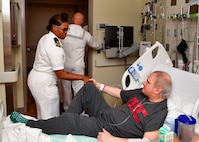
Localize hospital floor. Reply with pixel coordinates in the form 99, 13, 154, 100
24, 89, 37, 117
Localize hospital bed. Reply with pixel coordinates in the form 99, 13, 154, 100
122, 41, 199, 134
1, 41, 199, 141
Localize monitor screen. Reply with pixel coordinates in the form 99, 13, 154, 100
104, 26, 134, 49
104, 26, 118, 49
123, 26, 134, 47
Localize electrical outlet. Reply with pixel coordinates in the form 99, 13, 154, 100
166, 43, 169, 51
167, 29, 171, 36
174, 29, 177, 37
96, 23, 108, 30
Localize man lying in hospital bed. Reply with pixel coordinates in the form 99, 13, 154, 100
5, 70, 172, 142
1, 41, 199, 141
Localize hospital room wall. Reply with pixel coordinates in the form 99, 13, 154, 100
0, 0, 26, 115
165, 0, 199, 72
89, 0, 147, 85
0, 0, 7, 114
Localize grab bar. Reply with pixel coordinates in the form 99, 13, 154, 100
0, 63, 20, 83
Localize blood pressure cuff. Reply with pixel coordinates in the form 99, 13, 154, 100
177, 39, 188, 64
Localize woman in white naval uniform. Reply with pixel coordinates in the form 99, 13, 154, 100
62, 12, 101, 110
28, 13, 90, 119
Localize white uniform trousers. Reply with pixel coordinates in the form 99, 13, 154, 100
62, 67, 84, 110
28, 69, 60, 119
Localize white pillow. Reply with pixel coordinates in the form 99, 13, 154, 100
165, 95, 195, 132
192, 98, 199, 135
171, 95, 194, 115
164, 98, 179, 131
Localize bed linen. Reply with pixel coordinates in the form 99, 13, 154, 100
2, 115, 97, 142
50, 134, 97, 142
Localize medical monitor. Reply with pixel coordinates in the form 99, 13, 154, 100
104, 26, 119, 49
123, 26, 134, 47
104, 26, 134, 49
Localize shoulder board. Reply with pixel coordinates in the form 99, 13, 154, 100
54, 38, 61, 47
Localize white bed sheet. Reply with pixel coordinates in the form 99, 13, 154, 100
1, 115, 97, 142
50, 134, 97, 142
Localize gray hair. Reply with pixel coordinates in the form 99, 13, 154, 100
153, 71, 172, 99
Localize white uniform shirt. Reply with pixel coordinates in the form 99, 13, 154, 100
33, 31, 65, 78
62, 24, 101, 69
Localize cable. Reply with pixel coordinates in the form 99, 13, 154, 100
106, 98, 156, 126
107, 113, 131, 126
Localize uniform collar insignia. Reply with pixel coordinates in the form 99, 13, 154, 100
54, 38, 61, 47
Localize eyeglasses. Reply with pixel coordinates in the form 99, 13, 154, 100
52, 24, 69, 33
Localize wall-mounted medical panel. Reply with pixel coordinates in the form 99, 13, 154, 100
10, 2, 19, 48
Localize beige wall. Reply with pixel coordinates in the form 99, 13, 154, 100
13, 0, 26, 109
0, 0, 7, 114
90, 0, 144, 85
0, 0, 26, 114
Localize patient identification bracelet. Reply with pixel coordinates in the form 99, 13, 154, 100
100, 84, 106, 91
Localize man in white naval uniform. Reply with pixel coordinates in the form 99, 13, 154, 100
62, 12, 102, 110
